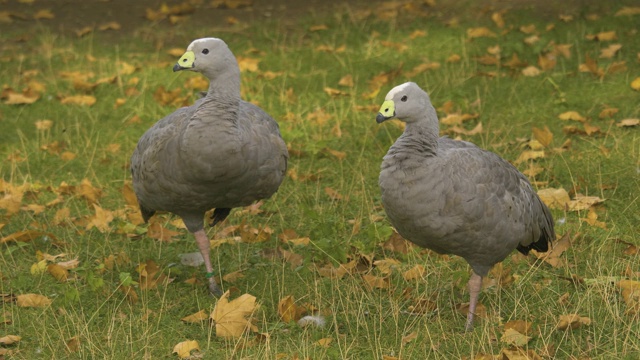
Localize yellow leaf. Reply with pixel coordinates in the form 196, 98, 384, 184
504, 319, 532, 335
86, 204, 114, 233
167, 48, 185, 57
338, 74, 354, 87
532, 232, 571, 268
467, 27, 496, 38
615, 6, 640, 16
519, 24, 536, 34
236, 56, 260, 72
556, 314, 591, 330
277, 295, 307, 323
617, 118, 640, 127
491, 11, 505, 28
532, 126, 553, 147
181, 310, 208, 323
617, 280, 640, 315
631, 77, 640, 91
60, 95, 96, 106
98, 21, 121, 31
47, 263, 69, 282
558, 111, 586, 122
35, 119, 53, 130
4, 91, 39, 104
33, 9, 54, 19
501, 328, 532, 347
514, 150, 545, 165
172, 340, 200, 359
16, 294, 52, 307
362, 274, 390, 289
323, 87, 348, 97
30, 260, 48, 275
522, 65, 541, 77
586, 31, 617, 41
0, 335, 21, 345
402, 264, 426, 281
315, 337, 332, 347
211, 292, 259, 338
599, 44, 622, 59
402, 331, 418, 344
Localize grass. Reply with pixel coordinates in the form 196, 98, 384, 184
1, 1, 639, 359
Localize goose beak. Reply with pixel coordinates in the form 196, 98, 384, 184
376, 100, 395, 123
174, 51, 195, 72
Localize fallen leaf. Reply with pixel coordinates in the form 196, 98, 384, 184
222, 270, 245, 283
515, 150, 545, 164
586, 31, 617, 41
568, 194, 605, 210
66, 336, 80, 352
615, 6, 640, 16
147, 222, 181, 242
617, 280, 640, 315
467, 27, 496, 38
504, 319, 532, 335
532, 126, 553, 147
0, 335, 20, 345
362, 274, 390, 289
98, 21, 121, 31
631, 77, 640, 91
338, 74, 354, 87
558, 111, 586, 122
315, 338, 332, 347
520, 24, 536, 34
457, 302, 487, 319
580, 208, 607, 229
137, 259, 171, 290
502, 348, 543, 360
86, 204, 114, 233
522, 66, 541, 77
211, 292, 258, 338
373, 258, 401, 274
556, 314, 591, 330
16, 294, 52, 307
501, 328, 532, 347
532, 232, 571, 268
4, 91, 39, 105
491, 11, 505, 28
617, 118, 640, 127
323, 87, 348, 97
47, 263, 68, 282
172, 340, 200, 359
402, 331, 418, 344
60, 95, 96, 106
402, 265, 426, 281
236, 56, 260, 72
600, 44, 622, 59
278, 295, 307, 323
181, 310, 208, 323
33, 9, 54, 19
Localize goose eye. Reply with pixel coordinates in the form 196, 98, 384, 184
202, 49, 209, 54
401, 95, 408, 102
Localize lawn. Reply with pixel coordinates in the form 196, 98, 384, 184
1, 1, 639, 359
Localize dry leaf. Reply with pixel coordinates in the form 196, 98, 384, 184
558, 111, 586, 122
556, 314, 591, 330
381, 232, 413, 254
515, 150, 545, 164
586, 31, 617, 41
47, 263, 68, 282
4, 91, 39, 105
600, 44, 622, 59
33, 9, 54, 19
504, 319, 532, 335
402, 265, 426, 281
0, 335, 21, 345
211, 292, 258, 338
402, 331, 418, 344
181, 310, 208, 323
278, 295, 307, 323
16, 294, 52, 307
617, 118, 640, 127
631, 77, 640, 91
338, 74, 354, 87
491, 11, 505, 28
172, 340, 200, 359
522, 66, 541, 77
467, 27, 496, 38
532, 232, 571, 268
60, 95, 96, 106
615, 6, 640, 16
617, 280, 640, 315
501, 328, 532, 346
532, 126, 553, 147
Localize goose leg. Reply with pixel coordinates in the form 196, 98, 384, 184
194, 229, 223, 297
465, 272, 483, 332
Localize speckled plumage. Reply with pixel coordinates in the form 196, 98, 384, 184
131, 38, 288, 296
377, 82, 554, 330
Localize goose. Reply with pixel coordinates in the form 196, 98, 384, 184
376, 82, 554, 330
131, 38, 288, 296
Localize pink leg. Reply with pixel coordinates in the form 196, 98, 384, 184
465, 272, 483, 332
194, 229, 223, 297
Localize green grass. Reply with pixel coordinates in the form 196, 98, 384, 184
1, 2, 640, 359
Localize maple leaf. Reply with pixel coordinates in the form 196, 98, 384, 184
172, 340, 200, 359
532, 232, 571, 268
147, 221, 181, 242
137, 260, 172, 290
362, 274, 390, 290
211, 292, 259, 338
617, 280, 640, 315
402, 265, 426, 281
0, 335, 20, 345
181, 310, 208, 323
86, 204, 114, 233
47, 263, 69, 282
501, 328, 531, 347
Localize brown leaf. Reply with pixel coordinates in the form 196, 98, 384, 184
491, 11, 505, 28
617, 118, 640, 127
86, 204, 114, 233
236, 56, 260, 72
172, 340, 200, 359
631, 77, 640, 91
467, 27, 496, 38
362, 274, 390, 290
4, 91, 39, 104
532, 126, 553, 147
501, 328, 532, 346
600, 44, 622, 59
586, 31, 617, 41
210, 292, 259, 338
277, 295, 307, 323
181, 309, 208, 323
33, 9, 54, 19
402, 331, 418, 344
456, 302, 487, 319
502, 348, 543, 360
147, 222, 181, 242
373, 258, 401, 274
222, 270, 245, 283
66, 336, 80, 352
532, 232, 571, 268
617, 280, 640, 315
615, 6, 640, 16
315, 337, 332, 347
0, 335, 21, 345
522, 66, 541, 77
1, 230, 52, 244
60, 95, 96, 106
47, 263, 68, 282
137, 259, 171, 290
599, 107, 619, 118
323, 87, 348, 97
16, 294, 52, 307
381, 232, 413, 254
402, 265, 426, 281
556, 314, 591, 330
338, 74, 354, 87
558, 111, 586, 122
504, 319, 532, 335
